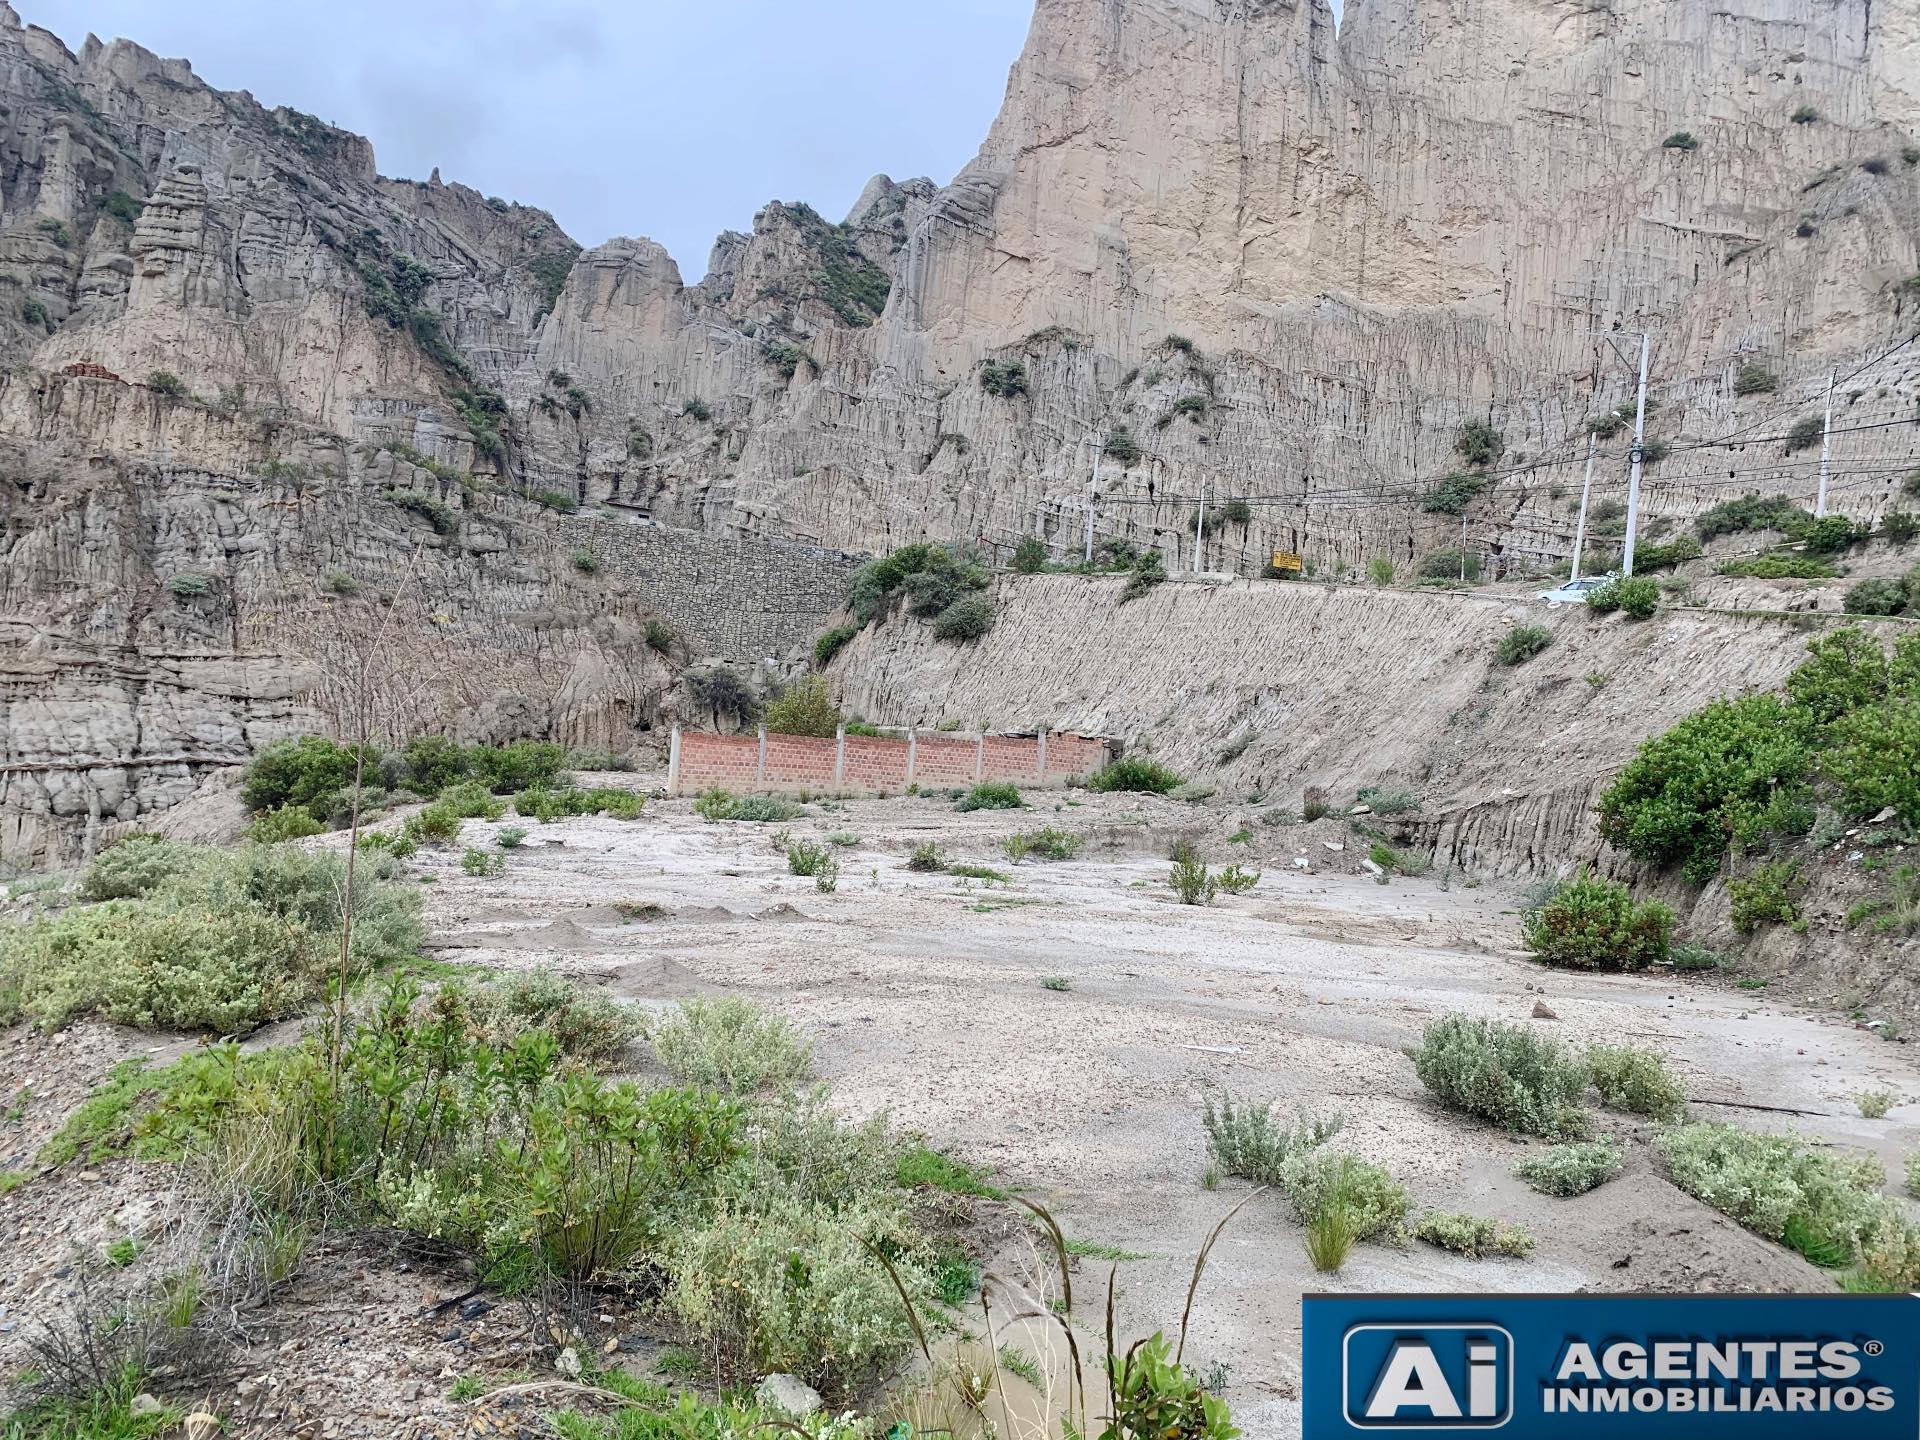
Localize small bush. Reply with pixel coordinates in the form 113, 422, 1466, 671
1860, 1089, 1897, 1119
1414, 1013, 1590, 1138
930, 593, 995, 641
1088, 756, 1181, 794
1881, 511, 1918, 545
1657, 1122, 1891, 1263
1586, 574, 1659, 617
1215, 863, 1259, 895
979, 360, 1028, 398
166, 573, 213, 599
1201, 1100, 1342, 1184
1103, 427, 1143, 467
764, 675, 843, 737
248, 805, 326, 844
460, 846, 504, 877
1827, 700, 1920, 826
571, 548, 600, 574
1729, 861, 1802, 933
1733, 361, 1779, 396
386, 489, 458, 537
906, 843, 945, 872
1587, 1044, 1685, 1119
243, 736, 378, 816
1414, 1211, 1535, 1258
1420, 471, 1489, 515
1019, 826, 1082, 861
1171, 852, 1215, 905
1011, 536, 1048, 574
647, 999, 813, 1094
1791, 104, 1819, 123
1278, 1148, 1411, 1242
1696, 493, 1812, 539
147, 369, 187, 398
80, 836, 197, 901
466, 970, 642, 1064
1515, 1139, 1622, 1197
1304, 1200, 1356, 1273
955, 781, 1022, 812
1418, 548, 1481, 583
1846, 578, 1907, 616
1523, 870, 1674, 970
1661, 131, 1699, 151
1455, 419, 1504, 467
1495, 624, 1553, 666
1785, 414, 1825, 453
1367, 557, 1395, 586
495, 825, 527, 850
786, 840, 835, 877
530, 487, 579, 514
814, 624, 858, 667
513, 785, 643, 823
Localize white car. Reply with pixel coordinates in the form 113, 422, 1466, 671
1537, 574, 1615, 604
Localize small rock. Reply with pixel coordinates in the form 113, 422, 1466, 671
184, 1413, 221, 1440
458, 1298, 491, 1321
756, 1374, 824, 1418
1870, 806, 1896, 824
1531, 999, 1559, 1021
1322, 841, 1344, 853
129, 1395, 164, 1417
1349, 804, 1371, 815
1360, 858, 1384, 877
555, 1346, 583, 1378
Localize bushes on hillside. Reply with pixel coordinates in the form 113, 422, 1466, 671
1657, 1122, 1892, 1265
847, 542, 997, 644
1515, 1139, 1622, 1197
1522, 870, 1674, 970
764, 675, 843, 737
1413, 1013, 1589, 1138
241, 735, 571, 829
1495, 624, 1553, 665
1586, 574, 1659, 618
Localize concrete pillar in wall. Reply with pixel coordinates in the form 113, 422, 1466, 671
756, 726, 767, 785
833, 725, 846, 788
667, 726, 681, 795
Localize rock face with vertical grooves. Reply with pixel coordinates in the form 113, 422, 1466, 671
0, 0, 1915, 857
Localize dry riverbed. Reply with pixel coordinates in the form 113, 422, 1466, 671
0, 777, 1913, 1438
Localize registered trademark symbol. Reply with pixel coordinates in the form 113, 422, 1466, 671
1865, 1341, 1885, 1357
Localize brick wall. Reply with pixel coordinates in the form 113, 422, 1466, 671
669, 727, 1111, 796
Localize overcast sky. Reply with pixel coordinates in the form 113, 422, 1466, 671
25, 1, 1038, 279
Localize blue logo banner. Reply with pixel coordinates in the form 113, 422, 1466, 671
1304, 1293, 1919, 1437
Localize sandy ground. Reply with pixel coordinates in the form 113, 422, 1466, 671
413, 777, 1920, 1438
1, 777, 1914, 1438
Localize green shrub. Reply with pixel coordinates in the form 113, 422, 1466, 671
1201, 1100, 1342, 1184
764, 675, 843, 737
1635, 534, 1703, 571
955, 781, 1022, 812
466, 969, 642, 1064
1305, 1200, 1356, 1274
513, 785, 643, 823
786, 840, 835, 877
1215, 863, 1260, 894
1367, 557, 1395, 586
814, 624, 858, 667
1661, 131, 1699, 151
906, 842, 946, 872
931, 593, 996, 641
248, 805, 326, 844
1495, 624, 1553, 665
495, 825, 527, 850
1455, 419, 1504, 467
407, 800, 463, 845
0, 844, 420, 1033
437, 781, 507, 821
1418, 548, 1481, 583
1171, 852, 1215, 905
1011, 536, 1048, 574
1017, 826, 1082, 860
1733, 362, 1779, 396
1792, 104, 1819, 123
1277, 1148, 1411, 1242
850, 543, 990, 625
979, 360, 1027, 398
166, 573, 212, 599
1598, 694, 1812, 882
1587, 1044, 1686, 1118
1586, 574, 1659, 617
1729, 860, 1802, 933
1103, 427, 1143, 466
460, 846, 504, 877
1788, 627, 1906, 726
1657, 1122, 1892, 1263
1718, 554, 1837, 579
1846, 578, 1908, 615
1088, 756, 1181, 794
1413, 1211, 1535, 1258
1697, 494, 1813, 539
1413, 1013, 1590, 1138
1522, 870, 1674, 970
386, 489, 458, 537
1882, 511, 1919, 545
467, 740, 568, 793
80, 835, 198, 900
1826, 699, 1920, 824
693, 789, 805, 823
1420, 471, 1489, 515
1515, 1139, 1622, 1196
665, 1187, 933, 1391
570, 547, 600, 574
646, 998, 813, 1095
243, 736, 379, 816
1786, 414, 1825, 452
530, 488, 578, 514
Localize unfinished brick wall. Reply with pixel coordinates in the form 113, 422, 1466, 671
668, 727, 1110, 796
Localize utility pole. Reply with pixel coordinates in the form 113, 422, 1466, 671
1571, 433, 1596, 582
1622, 330, 1651, 576
1084, 435, 1098, 564
1194, 482, 1207, 574
1815, 370, 1835, 517
1459, 515, 1468, 583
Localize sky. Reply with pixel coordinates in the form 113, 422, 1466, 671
25, 1, 1037, 279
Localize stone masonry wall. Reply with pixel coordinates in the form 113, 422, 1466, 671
668, 727, 1111, 797
535, 510, 863, 661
